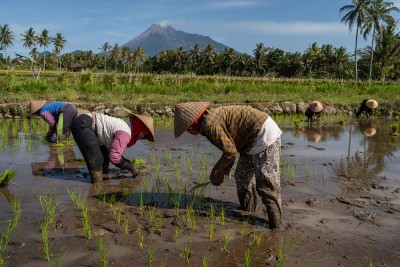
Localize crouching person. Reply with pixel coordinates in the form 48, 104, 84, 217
71, 112, 154, 183
174, 102, 283, 229
305, 100, 324, 122
355, 99, 378, 118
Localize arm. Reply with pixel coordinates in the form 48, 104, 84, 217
205, 125, 237, 185
40, 111, 57, 138
109, 131, 139, 176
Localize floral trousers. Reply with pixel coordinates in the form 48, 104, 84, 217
234, 139, 282, 219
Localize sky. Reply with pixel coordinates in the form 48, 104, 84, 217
2, 0, 400, 57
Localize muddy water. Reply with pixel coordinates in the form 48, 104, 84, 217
0, 117, 399, 267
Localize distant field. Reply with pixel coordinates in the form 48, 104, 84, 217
1, 70, 399, 106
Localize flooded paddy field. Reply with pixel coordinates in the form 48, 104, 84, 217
0, 116, 399, 267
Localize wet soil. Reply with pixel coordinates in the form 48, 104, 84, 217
0, 117, 399, 267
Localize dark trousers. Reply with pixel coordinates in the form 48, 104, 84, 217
62, 103, 78, 134
71, 114, 109, 173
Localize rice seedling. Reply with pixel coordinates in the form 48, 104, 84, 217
208, 219, 215, 240
172, 226, 181, 242
253, 231, 264, 246
73, 157, 86, 163
115, 207, 122, 224
97, 237, 108, 267
9, 196, 21, 231
180, 242, 192, 263
239, 221, 247, 236
244, 247, 252, 267
276, 234, 300, 267
185, 205, 197, 230
390, 123, 399, 135
202, 252, 212, 267
25, 134, 34, 151
132, 157, 146, 167
38, 192, 58, 224
137, 229, 144, 250
160, 256, 167, 267
0, 169, 17, 187
81, 205, 91, 241
217, 206, 225, 226
155, 215, 163, 230
165, 151, 172, 165
149, 153, 156, 165
122, 217, 129, 235
147, 206, 156, 224
11, 135, 21, 152
146, 246, 155, 266
41, 221, 53, 261
67, 188, 86, 209
223, 233, 231, 253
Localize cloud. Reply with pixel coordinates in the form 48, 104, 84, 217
158, 21, 171, 27
207, 0, 262, 9
216, 21, 347, 35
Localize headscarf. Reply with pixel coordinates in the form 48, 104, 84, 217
127, 117, 151, 147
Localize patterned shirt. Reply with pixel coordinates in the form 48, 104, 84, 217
200, 105, 268, 174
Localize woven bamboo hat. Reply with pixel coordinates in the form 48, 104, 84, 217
174, 102, 211, 138
309, 100, 324, 113
29, 100, 46, 115
305, 127, 323, 143
366, 99, 378, 109
364, 127, 376, 137
128, 113, 155, 142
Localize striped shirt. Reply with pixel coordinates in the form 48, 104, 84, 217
200, 105, 268, 174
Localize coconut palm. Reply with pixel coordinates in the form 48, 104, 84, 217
121, 47, 131, 73
53, 33, 66, 72
374, 25, 400, 81
340, 0, 372, 80
253, 43, 268, 75
363, 0, 399, 80
100, 42, 111, 72
110, 43, 121, 71
37, 29, 52, 70
20, 27, 37, 69
0, 24, 14, 68
132, 47, 146, 73
189, 43, 201, 74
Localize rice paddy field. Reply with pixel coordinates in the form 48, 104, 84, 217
0, 114, 399, 267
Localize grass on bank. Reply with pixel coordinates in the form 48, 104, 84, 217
1, 71, 400, 107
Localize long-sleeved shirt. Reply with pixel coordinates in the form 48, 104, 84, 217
200, 105, 268, 175
88, 113, 132, 165
39, 101, 64, 136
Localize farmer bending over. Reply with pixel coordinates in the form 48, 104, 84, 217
174, 102, 283, 229
305, 100, 324, 122
30, 100, 77, 143
71, 112, 154, 183
355, 99, 378, 118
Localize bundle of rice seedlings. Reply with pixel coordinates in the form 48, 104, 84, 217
189, 182, 212, 193
132, 158, 146, 167
0, 169, 17, 187
73, 157, 86, 163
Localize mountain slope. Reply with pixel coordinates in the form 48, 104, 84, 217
122, 23, 230, 56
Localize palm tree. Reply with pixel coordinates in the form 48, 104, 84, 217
20, 27, 37, 69
99, 42, 111, 72
121, 47, 131, 73
253, 43, 268, 75
374, 25, 400, 81
363, 0, 399, 80
53, 33, 67, 71
37, 29, 52, 70
189, 43, 201, 74
0, 24, 14, 68
132, 47, 146, 73
340, 0, 372, 80
110, 43, 121, 71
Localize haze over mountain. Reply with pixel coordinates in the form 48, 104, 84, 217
122, 23, 230, 56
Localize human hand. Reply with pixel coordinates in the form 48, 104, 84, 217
210, 168, 224, 186
131, 168, 140, 178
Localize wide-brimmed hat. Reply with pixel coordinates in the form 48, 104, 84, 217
305, 127, 323, 143
174, 102, 211, 138
29, 100, 46, 115
366, 99, 378, 109
364, 127, 376, 137
309, 100, 323, 113
128, 113, 155, 142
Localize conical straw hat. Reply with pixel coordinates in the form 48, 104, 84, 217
366, 99, 378, 109
128, 113, 155, 142
174, 102, 211, 138
29, 100, 46, 115
364, 127, 376, 137
309, 100, 323, 113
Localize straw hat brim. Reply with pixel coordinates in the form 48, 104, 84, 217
366, 100, 378, 109
364, 127, 376, 137
128, 113, 155, 142
309, 100, 323, 113
29, 100, 46, 115
174, 102, 211, 138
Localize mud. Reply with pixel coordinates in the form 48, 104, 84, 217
0, 117, 399, 267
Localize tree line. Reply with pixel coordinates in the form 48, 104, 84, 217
1, 0, 399, 81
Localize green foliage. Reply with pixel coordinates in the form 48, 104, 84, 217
391, 123, 399, 134
56, 72, 68, 83
0, 169, 17, 187
80, 72, 94, 84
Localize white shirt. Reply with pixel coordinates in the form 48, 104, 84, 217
247, 116, 282, 155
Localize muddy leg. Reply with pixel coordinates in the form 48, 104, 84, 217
253, 139, 282, 229
235, 154, 257, 212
